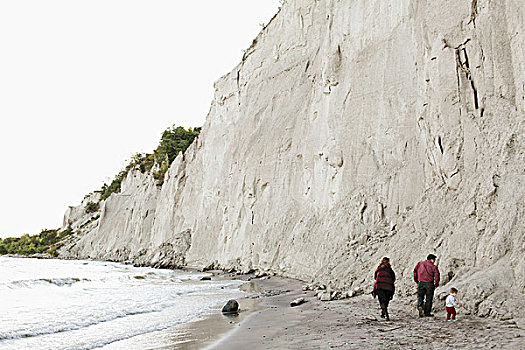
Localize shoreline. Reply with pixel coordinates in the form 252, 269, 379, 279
96, 271, 269, 350
1, 256, 262, 350
4, 256, 524, 348
100, 296, 264, 350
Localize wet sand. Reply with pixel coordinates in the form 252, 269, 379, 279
99, 296, 261, 350
100, 277, 263, 350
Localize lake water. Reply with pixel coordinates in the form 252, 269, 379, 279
0, 257, 244, 349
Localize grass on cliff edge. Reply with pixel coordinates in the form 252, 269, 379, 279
97, 125, 201, 201
0, 227, 74, 257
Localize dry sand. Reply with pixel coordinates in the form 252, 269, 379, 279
206, 276, 524, 350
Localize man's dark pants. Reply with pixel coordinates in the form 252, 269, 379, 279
417, 282, 435, 315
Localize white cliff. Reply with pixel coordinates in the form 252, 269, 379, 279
60, 0, 525, 319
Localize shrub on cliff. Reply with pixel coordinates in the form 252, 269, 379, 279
96, 125, 200, 200
151, 126, 200, 185
153, 159, 170, 186
154, 126, 200, 164
84, 201, 99, 213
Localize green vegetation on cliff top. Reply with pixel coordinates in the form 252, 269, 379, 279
97, 125, 200, 201
0, 227, 74, 257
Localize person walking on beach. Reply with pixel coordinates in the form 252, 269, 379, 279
446, 287, 458, 321
372, 257, 395, 320
413, 254, 440, 317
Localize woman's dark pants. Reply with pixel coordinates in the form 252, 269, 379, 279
376, 289, 394, 319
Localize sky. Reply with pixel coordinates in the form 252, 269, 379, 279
0, 0, 281, 238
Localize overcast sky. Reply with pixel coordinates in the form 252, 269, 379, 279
0, 0, 280, 238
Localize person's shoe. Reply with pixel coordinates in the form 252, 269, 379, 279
385, 310, 390, 321
418, 307, 424, 317
424, 314, 434, 317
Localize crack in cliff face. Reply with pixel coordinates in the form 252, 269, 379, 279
437, 135, 444, 155
454, 41, 481, 115
470, 0, 478, 25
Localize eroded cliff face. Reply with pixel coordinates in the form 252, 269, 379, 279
60, 0, 524, 318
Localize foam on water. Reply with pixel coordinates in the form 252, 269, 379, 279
0, 257, 244, 350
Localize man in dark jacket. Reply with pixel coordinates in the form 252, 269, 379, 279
413, 254, 440, 317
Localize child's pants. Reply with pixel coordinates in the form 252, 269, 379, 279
446, 307, 456, 320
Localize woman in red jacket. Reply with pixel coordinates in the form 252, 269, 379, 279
372, 257, 396, 320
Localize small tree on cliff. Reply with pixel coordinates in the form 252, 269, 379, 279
154, 126, 201, 164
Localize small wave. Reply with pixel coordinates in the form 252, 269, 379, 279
2, 277, 89, 289
40, 278, 89, 287
0, 299, 180, 341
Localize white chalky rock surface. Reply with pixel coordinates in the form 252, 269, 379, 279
60, 0, 525, 319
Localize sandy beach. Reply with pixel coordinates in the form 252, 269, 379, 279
203, 276, 524, 350
103, 273, 524, 349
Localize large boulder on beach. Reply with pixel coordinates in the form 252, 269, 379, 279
221, 299, 239, 314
